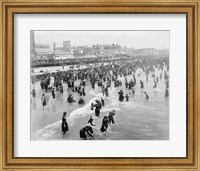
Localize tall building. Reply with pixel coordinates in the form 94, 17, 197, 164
63, 41, 71, 52
30, 31, 36, 57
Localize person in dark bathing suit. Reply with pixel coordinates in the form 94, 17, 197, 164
165, 89, 169, 97
82, 87, 86, 96
91, 103, 94, 110
67, 94, 76, 103
100, 116, 109, 132
153, 79, 157, 88
61, 118, 68, 134
31, 87, 36, 99
42, 93, 46, 108
78, 97, 85, 104
118, 90, 124, 102
101, 98, 105, 107
144, 91, 149, 100
125, 94, 129, 101
140, 80, 144, 88
88, 116, 95, 126
80, 125, 94, 140
108, 110, 115, 124
52, 88, 55, 99
94, 100, 101, 117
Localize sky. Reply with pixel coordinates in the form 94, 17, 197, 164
33, 31, 169, 49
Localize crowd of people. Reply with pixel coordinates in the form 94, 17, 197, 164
31, 57, 97, 67
31, 55, 128, 68
31, 57, 169, 140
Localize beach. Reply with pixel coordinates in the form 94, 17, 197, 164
31, 66, 169, 140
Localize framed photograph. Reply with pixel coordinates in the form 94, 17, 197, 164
0, 0, 199, 170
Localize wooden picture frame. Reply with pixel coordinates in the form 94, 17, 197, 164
0, 0, 199, 170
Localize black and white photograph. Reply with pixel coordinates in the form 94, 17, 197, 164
30, 31, 169, 140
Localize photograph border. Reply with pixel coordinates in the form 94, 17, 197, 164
0, 0, 199, 170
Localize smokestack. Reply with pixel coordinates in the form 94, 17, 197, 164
30, 31, 36, 57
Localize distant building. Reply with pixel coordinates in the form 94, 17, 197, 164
34, 44, 51, 60
63, 41, 71, 52
72, 46, 94, 57
35, 44, 51, 54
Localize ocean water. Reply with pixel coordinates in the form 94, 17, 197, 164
31, 67, 169, 140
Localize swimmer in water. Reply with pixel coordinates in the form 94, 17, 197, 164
88, 116, 95, 126
100, 116, 109, 132
94, 100, 101, 117
78, 97, 85, 104
91, 103, 94, 110
118, 90, 124, 102
144, 91, 149, 100
108, 110, 115, 124
125, 94, 129, 101
165, 89, 169, 97
101, 97, 105, 107
62, 112, 67, 119
140, 80, 144, 88
79, 125, 94, 140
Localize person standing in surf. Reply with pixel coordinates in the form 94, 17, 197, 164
91, 103, 94, 110
60, 84, 63, 95
153, 79, 157, 88
31, 87, 36, 101
51, 87, 55, 104
140, 80, 144, 88
108, 110, 115, 124
42, 93, 46, 108
118, 90, 124, 102
101, 97, 105, 107
61, 117, 68, 134
100, 116, 109, 132
102, 85, 105, 96
105, 85, 109, 97
88, 116, 95, 126
94, 100, 101, 117
144, 91, 149, 100
125, 94, 129, 101
131, 87, 135, 95
82, 87, 86, 96
91, 78, 95, 89
165, 89, 169, 97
